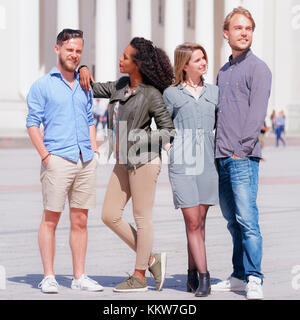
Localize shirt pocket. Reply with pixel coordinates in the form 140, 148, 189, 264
229, 78, 249, 102
173, 100, 195, 129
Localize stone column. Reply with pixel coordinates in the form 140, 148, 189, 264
131, 0, 151, 39
195, 0, 214, 83
18, 0, 39, 99
0, 4, 6, 30
57, 0, 79, 33
164, 0, 184, 64
222, 0, 242, 62
242, 0, 264, 59
274, 0, 297, 132
95, 0, 117, 81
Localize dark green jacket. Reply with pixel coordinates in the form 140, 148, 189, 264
92, 77, 175, 170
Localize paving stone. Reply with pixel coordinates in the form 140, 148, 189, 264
0, 137, 299, 300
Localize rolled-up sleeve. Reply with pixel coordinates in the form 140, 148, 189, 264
26, 81, 45, 128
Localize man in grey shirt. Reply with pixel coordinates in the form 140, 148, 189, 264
212, 7, 272, 300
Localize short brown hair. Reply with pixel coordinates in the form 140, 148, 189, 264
223, 6, 255, 31
173, 43, 208, 86
56, 29, 84, 45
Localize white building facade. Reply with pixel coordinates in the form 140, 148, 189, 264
0, 0, 300, 136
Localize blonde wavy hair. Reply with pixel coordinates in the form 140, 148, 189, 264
223, 6, 256, 31
173, 42, 208, 87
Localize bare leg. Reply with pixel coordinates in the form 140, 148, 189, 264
182, 205, 209, 273
38, 210, 61, 277
69, 208, 88, 279
133, 255, 155, 280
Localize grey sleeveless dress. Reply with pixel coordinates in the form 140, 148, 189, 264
163, 83, 219, 209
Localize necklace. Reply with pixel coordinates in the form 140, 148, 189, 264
185, 79, 202, 90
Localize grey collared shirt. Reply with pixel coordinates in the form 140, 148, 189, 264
215, 49, 272, 159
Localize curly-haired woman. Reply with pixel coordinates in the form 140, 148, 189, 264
79, 37, 174, 293
163, 43, 219, 297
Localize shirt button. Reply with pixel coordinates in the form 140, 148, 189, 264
230, 68, 233, 71
226, 82, 229, 85
222, 96, 225, 100
219, 110, 222, 113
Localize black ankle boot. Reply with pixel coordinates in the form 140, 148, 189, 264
195, 271, 211, 297
187, 270, 199, 293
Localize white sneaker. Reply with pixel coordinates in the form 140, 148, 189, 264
71, 274, 104, 292
211, 276, 246, 292
38, 275, 59, 294
246, 276, 264, 300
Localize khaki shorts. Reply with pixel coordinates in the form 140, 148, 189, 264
40, 154, 98, 212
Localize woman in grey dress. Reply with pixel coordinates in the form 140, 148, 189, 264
163, 43, 219, 297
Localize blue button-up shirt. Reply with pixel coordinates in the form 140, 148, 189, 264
26, 67, 94, 163
215, 49, 272, 159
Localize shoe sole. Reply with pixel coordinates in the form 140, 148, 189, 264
246, 291, 264, 300
113, 287, 148, 293
41, 289, 58, 294
158, 252, 167, 291
246, 296, 264, 300
71, 286, 104, 292
195, 288, 211, 297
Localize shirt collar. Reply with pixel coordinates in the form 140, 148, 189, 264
178, 82, 207, 99
229, 49, 252, 65
49, 67, 61, 76
111, 78, 145, 102
178, 81, 208, 90
49, 66, 79, 80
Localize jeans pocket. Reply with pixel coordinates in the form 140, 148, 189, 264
231, 157, 251, 184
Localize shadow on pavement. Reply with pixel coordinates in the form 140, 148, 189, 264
8, 273, 237, 294
8, 274, 75, 289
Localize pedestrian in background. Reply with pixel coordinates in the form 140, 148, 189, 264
270, 109, 276, 132
259, 121, 269, 161
274, 111, 286, 147
94, 98, 108, 135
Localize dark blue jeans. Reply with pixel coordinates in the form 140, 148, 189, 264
217, 157, 263, 282
275, 126, 285, 147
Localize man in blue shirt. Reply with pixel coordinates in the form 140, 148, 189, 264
26, 29, 103, 293
212, 8, 272, 300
